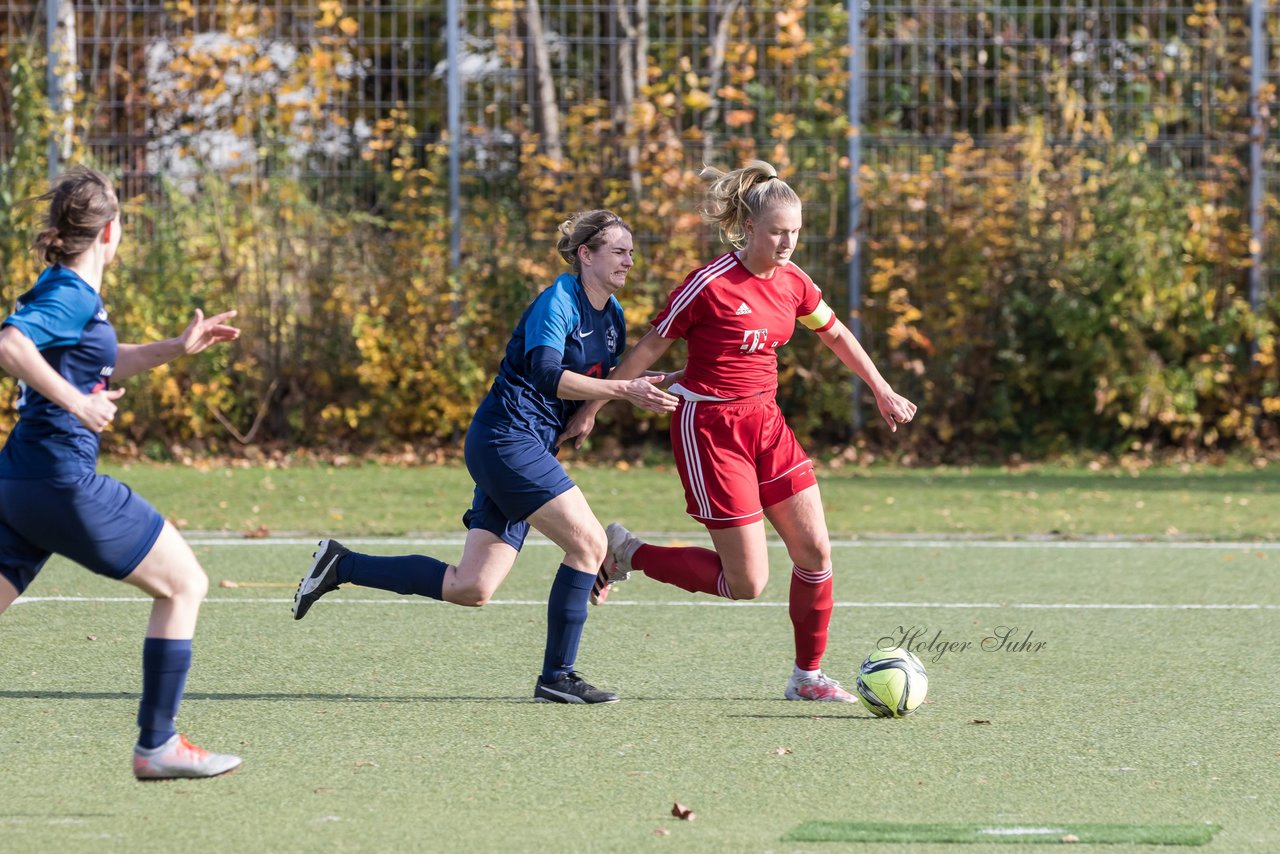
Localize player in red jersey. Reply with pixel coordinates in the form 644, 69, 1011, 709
570, 160, 917, 702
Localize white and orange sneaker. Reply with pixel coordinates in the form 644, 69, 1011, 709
590, 523, 643, 605
133, 734, 242, 780
784, 669, 858, 703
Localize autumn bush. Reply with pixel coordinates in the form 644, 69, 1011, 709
0, 1, 1275, 460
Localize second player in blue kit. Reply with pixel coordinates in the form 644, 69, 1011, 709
292, 210, 678, 703
0, 167, 243, 779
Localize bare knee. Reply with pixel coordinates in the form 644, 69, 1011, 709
728, 577, 768, 600
563, 525, 607, 574
445, 571, 494, 604
787, 543, 831, 573
453, 588, 490, 607
172, 565, 209, 603
724, 567, 769, 600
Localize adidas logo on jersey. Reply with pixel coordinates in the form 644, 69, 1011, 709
734, 302, 752, 316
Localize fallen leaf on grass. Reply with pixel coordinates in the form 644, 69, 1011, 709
86, 635, 97, 641
671, 802, 695, 821
769, 747, 793, 755
654, 828, 671, 837
354, 759, 378, 769
219, 579, 239, 588
243, 525, 270, 539
971, 719, 992, 725
1061, 834, 1079, 843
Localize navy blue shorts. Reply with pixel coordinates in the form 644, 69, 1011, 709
0, 472, 165, 594
462, 421, 574, 551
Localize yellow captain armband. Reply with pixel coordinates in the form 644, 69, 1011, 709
798, 299, 836, 332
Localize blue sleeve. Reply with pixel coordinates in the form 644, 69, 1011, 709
527, 345, 566, 397
523, 275, 579, 355
4, 286, 98, 350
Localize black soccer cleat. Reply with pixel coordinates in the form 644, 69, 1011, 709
533, 672, 620, 704
292, 538, 350, 620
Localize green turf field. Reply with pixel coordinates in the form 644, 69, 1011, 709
1, 464, 1277, 852
103, 459, 1279, 540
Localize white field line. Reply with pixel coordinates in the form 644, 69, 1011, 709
181, 535, 1280, 551
12, 596, 1280, 611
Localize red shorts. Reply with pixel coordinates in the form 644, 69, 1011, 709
670, 393, 816, 529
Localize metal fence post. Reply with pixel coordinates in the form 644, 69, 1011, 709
446, 0, 461, 269
1249, 0, 1266, 314
447, 0, 462, 319
46, 0, 61, 180
846, 0, 865, 432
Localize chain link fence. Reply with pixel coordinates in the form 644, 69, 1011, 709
8, 3, 1270, 269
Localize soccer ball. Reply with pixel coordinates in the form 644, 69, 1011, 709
855, 647, 928, 718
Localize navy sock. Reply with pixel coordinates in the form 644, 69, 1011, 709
541, 564, 593, 683
137, 637, 192, 750
339, 552, 446, 600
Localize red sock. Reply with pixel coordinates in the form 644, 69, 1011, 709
632, 544, 734, 599
789, 564, 834, 670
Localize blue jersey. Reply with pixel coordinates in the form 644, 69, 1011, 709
0, 265, 116, 478
473, 273, 625, 442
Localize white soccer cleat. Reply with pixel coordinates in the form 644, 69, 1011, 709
133, 734, 242, 780
784, 670, 858, 703
605, 522, 643, 576
590, 523, 644, 605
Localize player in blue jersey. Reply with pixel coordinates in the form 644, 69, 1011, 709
0, 167, 243, 779
293, 210, 678, 703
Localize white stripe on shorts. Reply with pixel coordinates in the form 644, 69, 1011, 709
679, 400, 711, 517
759, 458, 813, 487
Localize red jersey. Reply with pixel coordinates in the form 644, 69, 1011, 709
653, 252, 834, 399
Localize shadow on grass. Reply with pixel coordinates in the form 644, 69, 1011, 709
0, 690, 519, 703
0, 813, 118, 820
1, 690, 866, 706
725, 713, 875, 721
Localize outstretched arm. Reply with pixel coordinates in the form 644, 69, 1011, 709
816, 318, 917, 432
554, 370, 678, 412
0, 325, 125, 432
115, 309, 240, 382
557, 328, 679, 449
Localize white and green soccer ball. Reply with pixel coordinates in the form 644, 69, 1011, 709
856, 647, 928, 718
